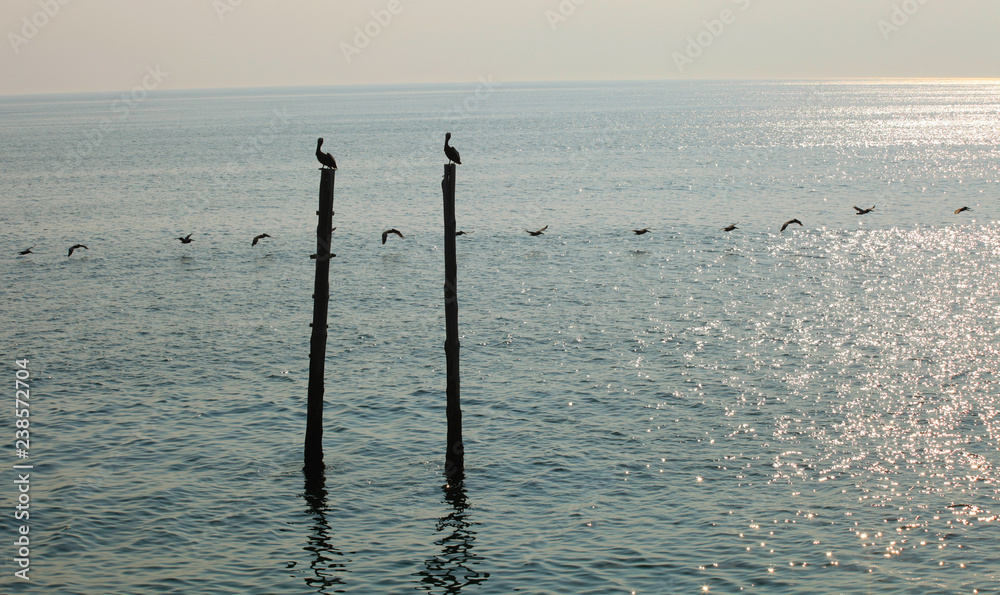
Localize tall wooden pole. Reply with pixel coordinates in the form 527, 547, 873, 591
305, 168, 335, 477
442, 163, 464, 477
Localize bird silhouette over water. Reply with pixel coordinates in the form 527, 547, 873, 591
780, 219, 803, 232
955, 206, 972, 214
444, 133, 461, 165
526, 225, 548, 236
382, 229, 404, 244
455, 230, 471, 236
67, 244, 87, 257
251, 233, 271, 246
316, 138, 337, 170
177, 234, 194, 244
722, 223, 738, 232
632, 228, 651, 235
854, 205, 875, 215
18, 245, 35, 255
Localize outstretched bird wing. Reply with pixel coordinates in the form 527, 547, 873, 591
780, 219, 802, 232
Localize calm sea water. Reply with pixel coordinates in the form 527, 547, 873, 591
2, 80, 1000, 594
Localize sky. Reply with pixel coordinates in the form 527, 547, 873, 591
2, 0, 999, 95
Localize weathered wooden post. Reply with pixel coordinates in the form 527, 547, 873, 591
442, 163, 463, 477
304, 168, 335, 477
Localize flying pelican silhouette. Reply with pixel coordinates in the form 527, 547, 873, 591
854, 206, 875, 215
955, 206, 972, 214
251, 233, 271, 246
18, 245, 35, 255
780, 219, 803, 232
316, 138, 337, 170
722, 223, 738, 232
455, 230, 471, 236
444, 133, 461, 165
177, 234, 194, 244
526, 225, 548, 236
67, 244, 88, 257
382, 229, 404, 244
632, 228, 651, 235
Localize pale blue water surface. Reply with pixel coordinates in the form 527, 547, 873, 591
2, 80, 1000, 593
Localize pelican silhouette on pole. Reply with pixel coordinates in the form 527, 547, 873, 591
316, 138, 337, 170
444, 133, 461, 165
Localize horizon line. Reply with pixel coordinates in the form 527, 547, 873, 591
3, 76, 999, 100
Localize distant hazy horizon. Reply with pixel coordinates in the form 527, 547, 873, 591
3, 0, 998, 96
4, 76, 1000, 100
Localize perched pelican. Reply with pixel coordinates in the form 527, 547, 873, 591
780, 219, 803, 232
177, 234, 194, 244
18, 245, 35, 255
955, 206, 972, 214
382, 229, 404, 244
251, 233, 272, 246
722, 223, 738, 232
854, 205, 875, 215
526, 225, 548, 236
67, 244, 88, 257
455, 230, 471, 236
444, 133, 461, 165
316, 138, 337, 170
632, 228, 651, 235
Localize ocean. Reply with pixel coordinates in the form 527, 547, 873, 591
2, 79, 1000, 593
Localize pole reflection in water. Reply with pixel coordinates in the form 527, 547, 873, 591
416, 474, 490, 593
297, 474, 351, 593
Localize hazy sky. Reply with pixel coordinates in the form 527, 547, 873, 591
3, 0, 998, 95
